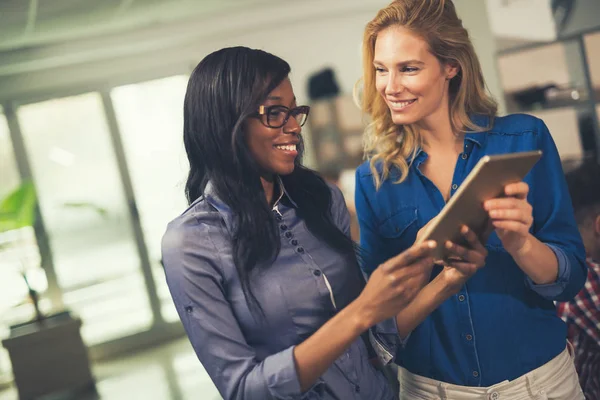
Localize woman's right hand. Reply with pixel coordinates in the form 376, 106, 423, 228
355, 241, 437, 328
438, 225, 488, 294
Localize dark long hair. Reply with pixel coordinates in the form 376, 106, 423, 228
183, 47, 360, 316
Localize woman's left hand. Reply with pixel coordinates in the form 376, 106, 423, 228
483, 182, 533, 255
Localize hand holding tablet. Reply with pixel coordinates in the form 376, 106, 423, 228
416, 150, 543, 261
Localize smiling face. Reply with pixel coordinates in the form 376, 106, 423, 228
373, 26, 458, 128
244, 78, 301, 178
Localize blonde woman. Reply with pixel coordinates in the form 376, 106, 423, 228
355, 0, 588, 398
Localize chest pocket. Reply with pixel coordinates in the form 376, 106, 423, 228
378, 207, 419, 252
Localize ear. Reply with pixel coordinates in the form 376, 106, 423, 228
444, 62, 459, 80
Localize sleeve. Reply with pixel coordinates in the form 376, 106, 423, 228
526, 118, 587, 301
353, 171, 409, 357
161, 220, 303, 400
561, 265, 600, 344
354, 170, 390, 277
328, 182, 352, 238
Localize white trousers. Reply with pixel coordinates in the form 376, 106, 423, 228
398, 345, 584, 399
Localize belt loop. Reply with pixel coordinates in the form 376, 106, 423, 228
526, 374, 541, 398
566, 341, 575, 359
437, 382, 448, 399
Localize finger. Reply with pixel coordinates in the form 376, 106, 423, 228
504, 182, 529, 199
492, 220, 529, 233
488, 209, 531, 225
387, 257, 434, 287
460, 225, 487, 253
394, 254, 436, 279
445, 241, 486, 266
382, 241, 436, 272
484, 197, 521, 210
444, 261, 481, 276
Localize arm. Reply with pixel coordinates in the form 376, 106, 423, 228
163, 216, 436, 397
394, 226, 488, 337
354, 173, 487, 341
484, 118, 587, 301
163, 224, 304, 399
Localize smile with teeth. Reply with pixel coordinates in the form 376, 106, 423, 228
275, 144, 297, 151
389, 99, 416, 108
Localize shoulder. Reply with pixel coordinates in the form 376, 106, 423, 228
489, 113, 546, 135
161, 198, 226, 277
357, 159, 385, 180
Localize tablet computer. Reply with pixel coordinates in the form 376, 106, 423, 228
417, 150, 543, 260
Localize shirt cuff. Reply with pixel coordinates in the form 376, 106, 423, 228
370, 317, 402, 365
259, 346, 303, 399
525, 244, 570, 299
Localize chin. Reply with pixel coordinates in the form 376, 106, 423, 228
390, 112, 419, 126
275, 164, 296, 176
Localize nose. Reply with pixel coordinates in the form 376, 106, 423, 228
283, 115, 301, 134
385, 72, 404, 96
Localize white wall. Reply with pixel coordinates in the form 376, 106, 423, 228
454, 0, 505, 115
0, 0, 505, 170
0, 0, 503, 109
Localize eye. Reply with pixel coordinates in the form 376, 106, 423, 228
375, 67, 386, 73
401, 66, 419, 73
267, 107, 287, 117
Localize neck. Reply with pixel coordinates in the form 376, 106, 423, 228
261, 174, 276, 205
417, 100, 463, 153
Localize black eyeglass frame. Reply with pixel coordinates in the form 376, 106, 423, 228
254, 105, 310, 129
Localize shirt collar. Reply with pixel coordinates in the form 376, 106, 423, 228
204, 176, 297, 234
408, 114, 492, 164
464, 114, 492, 148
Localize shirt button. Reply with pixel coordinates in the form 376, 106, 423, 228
458, 295, 465, 302
473, 371, 479, 377
313, 270, 321, 276
297, 247, 304, 253
284, 231, 292, 238
489, 392, 499, 400
280, 224, 288, 231
275, 214, 283, 221
184, 306, 193, 313
291, 239, 298, 246
466, 334, 473, 341
461, 153, 468, 160
355, 385, 360, 393
452, 184, 458, 190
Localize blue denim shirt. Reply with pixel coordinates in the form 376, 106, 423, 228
355, 113, 587, 386
162, 179, 397, 400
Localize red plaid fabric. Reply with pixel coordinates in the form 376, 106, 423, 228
557, 259, 600, 400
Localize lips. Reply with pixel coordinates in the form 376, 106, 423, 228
388, 99, 416, 110
273, 142, 298, 157
274, 144, 297, 151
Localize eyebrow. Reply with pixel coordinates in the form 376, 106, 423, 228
373, 59, 425, 67
266, 96, 296, 107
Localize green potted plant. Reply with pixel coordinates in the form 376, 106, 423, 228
0, 180, 45, 323
0, 181, 96, 399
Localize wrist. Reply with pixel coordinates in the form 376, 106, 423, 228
346, 298, 374, 334
509, 233, 535, 260
435, 271, 463, 297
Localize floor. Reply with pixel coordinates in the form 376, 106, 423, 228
0, 337, 222, 400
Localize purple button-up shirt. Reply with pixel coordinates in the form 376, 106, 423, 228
162, 179, 398, 400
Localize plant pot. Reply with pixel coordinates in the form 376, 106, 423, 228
2, 312, 95, 400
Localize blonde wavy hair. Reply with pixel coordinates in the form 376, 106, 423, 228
358, 0, 497, 188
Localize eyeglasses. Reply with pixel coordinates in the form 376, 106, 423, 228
255, 105, 310, 129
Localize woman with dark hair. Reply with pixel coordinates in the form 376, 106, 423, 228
162, 46, 484, 400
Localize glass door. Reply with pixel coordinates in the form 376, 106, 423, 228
16, 93, 155, 345
110, 75, 189, 322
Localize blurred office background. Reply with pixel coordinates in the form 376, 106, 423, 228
0, 0, 598, 399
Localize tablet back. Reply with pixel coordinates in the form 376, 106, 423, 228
419, 150, 543, 259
